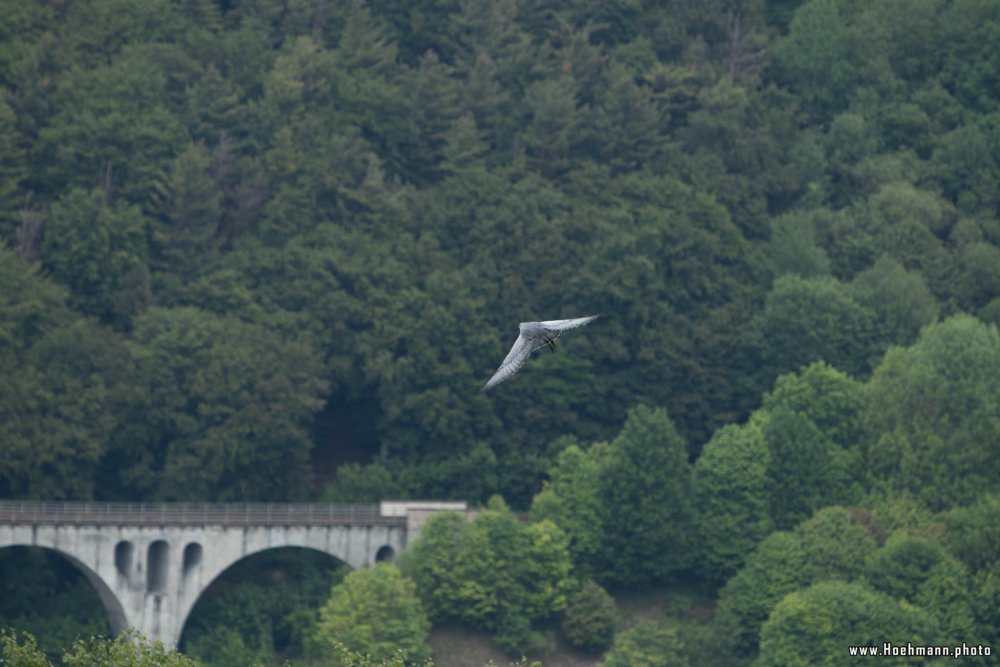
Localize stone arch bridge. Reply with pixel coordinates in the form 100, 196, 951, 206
0, 500, 467, 647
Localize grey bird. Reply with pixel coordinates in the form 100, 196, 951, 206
482, 315, 600, 391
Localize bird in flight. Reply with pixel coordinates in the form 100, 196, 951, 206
483, 315, 600, 391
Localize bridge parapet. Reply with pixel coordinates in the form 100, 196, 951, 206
0, 500, 404, 526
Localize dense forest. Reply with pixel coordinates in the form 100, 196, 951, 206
2, 0, 1000, 664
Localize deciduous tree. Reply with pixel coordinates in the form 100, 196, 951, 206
125, 307, 327, 500
596, 406, 696, 585
312, 564, 431, 665
693, 423, 773, 583
864, 315, 1000, 510
402, 498, 574, 652
756, 581, 940, 667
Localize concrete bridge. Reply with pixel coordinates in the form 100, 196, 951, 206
0, 500, 467, 647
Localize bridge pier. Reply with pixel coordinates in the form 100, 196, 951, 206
0, 501, 466, 647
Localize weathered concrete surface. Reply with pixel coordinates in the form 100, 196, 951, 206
380, 500, 469, 541
0, 501, 466, 647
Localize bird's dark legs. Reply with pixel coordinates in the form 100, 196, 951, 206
546, 339, 558, 353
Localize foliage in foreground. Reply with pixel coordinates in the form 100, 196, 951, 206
0, 630, 540, 667
0, 631, 200, 667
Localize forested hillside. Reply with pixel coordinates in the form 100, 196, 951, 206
2, 0, 1000, 665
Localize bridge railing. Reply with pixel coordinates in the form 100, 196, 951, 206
0, 501, 406, 527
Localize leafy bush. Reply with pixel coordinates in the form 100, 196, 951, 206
561, 580, 618, 653
0, 631, 50, 667
1, 630, 202, 667
600, 620, 688, 667
0, 630, 539, 667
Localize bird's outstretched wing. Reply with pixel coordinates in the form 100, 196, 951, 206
483, 315, 601, 391
483, 333, 533, 391
538, 314, 600, 331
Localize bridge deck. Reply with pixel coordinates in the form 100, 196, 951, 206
0, 501, 405, 527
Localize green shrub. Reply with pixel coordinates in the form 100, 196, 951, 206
600, 620, 688, 667
561, 580, 618, 653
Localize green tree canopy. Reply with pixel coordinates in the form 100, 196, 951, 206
758, 211, 832, 279
772, 0, 892, 122
756, 580, 941, 667
850, 256, 939, 349
761, 361, 864, 449
716, 506, 878, 656
864, 315, 1000, 510
942, 495, 1000, 574
864, 531, 978, 646
123, 306, 327, 500
32, 46, 188, 205
534, 406, 705, 586
0, 244, 73, 355
402, 499, 574, 652
595, 405, 696, 586
748, 274, 877, 383
0, 318, 133, 500
312, 564, 431, 665
692, 423, 773, 583
759, 407, 854, 530
531, 442, 610, 579
40, 188, 148, 327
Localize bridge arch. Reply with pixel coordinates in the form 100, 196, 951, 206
0, 543, 126, 636
160, 518, 408, 649
177, 546, 348, 652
